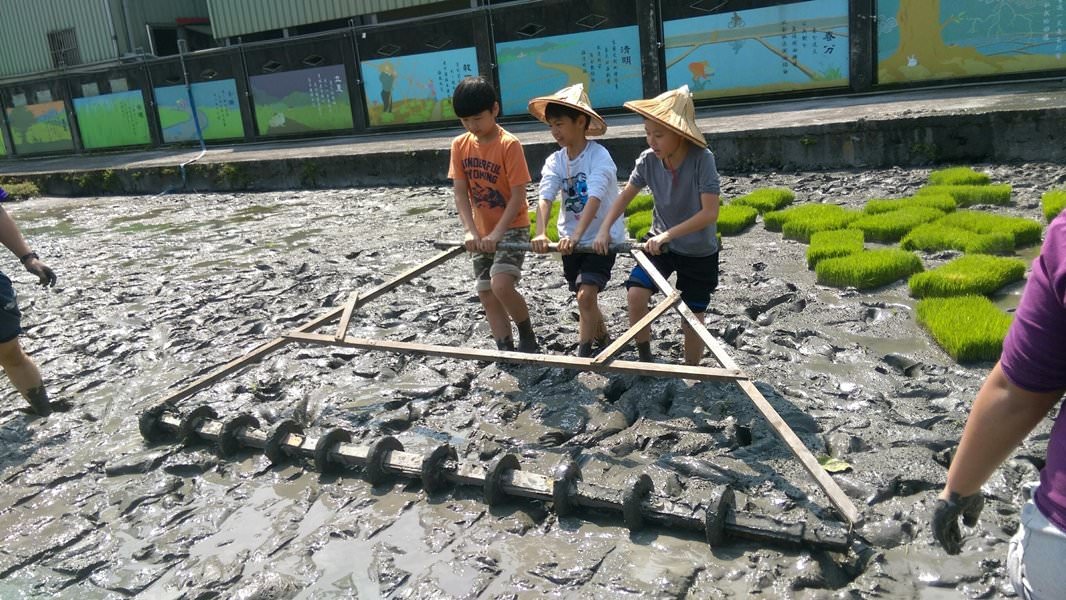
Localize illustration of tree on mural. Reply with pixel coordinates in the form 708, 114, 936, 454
880, 0, 1065, 83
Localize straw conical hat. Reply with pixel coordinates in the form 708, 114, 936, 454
623, 85, 706, 148
528, 83, 607, 136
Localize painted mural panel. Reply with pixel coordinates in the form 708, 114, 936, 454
155, 79, 244, 143
5, 101, 75, 154
362, 47, 477, 127
879, 0, 1066, 84
664, 0, 848, 99
73, 91, 151, 149
250, 64, 354, 136
0, 131, 6, 156
495, 27, 642, 116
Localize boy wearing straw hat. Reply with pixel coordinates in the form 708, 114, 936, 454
528, 84, 626, 358
592, 86, 720, 365
448, 76, 540, 353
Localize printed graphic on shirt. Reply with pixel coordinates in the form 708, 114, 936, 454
564, 172, 589, 215
462, 156, 507, 210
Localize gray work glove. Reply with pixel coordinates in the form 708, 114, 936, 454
932, 492, 984, 554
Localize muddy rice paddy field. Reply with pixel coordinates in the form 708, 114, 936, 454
0, 163, 1062, 599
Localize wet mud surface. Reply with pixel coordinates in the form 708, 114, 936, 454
1, 163, 1063, 598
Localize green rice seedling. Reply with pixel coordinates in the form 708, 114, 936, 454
625, 193, 654, 216
627, 209, 653, 240
848, 206, 945, 243
909, 254, 1026, 298
717, 204, 758, 236
732, 187, 795, 213
901, 223, 1015, 254
1042, 190, 1066, 222
529, 201, 561, 241
916, 295, 1012, 362
936, 210, 1043, 247
928, 166, 991, 186
863, 194, 956, 214
815, 248, 923, 290
781, 206, 861, 243
917, 184, 1012, 207
763, 203, 843, 232
807, 229, 864, 269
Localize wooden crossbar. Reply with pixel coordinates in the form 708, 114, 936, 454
630, 249, 861, 525
592, 291, 681, 365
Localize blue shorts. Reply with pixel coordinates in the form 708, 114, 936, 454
625, 251, 719, 312
0, 272, 22, 343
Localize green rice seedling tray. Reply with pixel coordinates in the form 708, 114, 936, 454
807, 229, 864, 269
848, 206, 945, 243
625, 194, 654, 216
901, 223, 1014, 254
928, 166, 991, 186
529, 200, 561, 241
917, 184, 1012, 207
863, 194, 956, 215
1042, 190, 1066, 223
718, 204, 758, 236
916, 295, 1013, 362
781, 207, 861, 243
815, 248, 923, 290
764, 203, 847, 232
732, 187, 795, 213
627, 209, 652, 239
909, 254, 1026, 298
935, 210, 1043, 248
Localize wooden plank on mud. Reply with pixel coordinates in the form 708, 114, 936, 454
592, 291, 681, 365
630, 249, 862, 526
334, 292, 360, 342
286, 332, 747, 382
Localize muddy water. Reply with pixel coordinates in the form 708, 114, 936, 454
0, 164, 1061, 598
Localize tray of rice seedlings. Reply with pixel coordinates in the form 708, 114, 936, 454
625, 193, 655, 216
909, 254, 1026, 298
781, 206, 861, 243
627, 209, 653, 239
732, 187, 795, 213
807, 229, 864, 269
717, 204, 758, 236
529, 201, 561, 241
848, 206, 946, 243
901, 223, 1015, 254
863, 194, 956, 215
916, 295, 1013, 363
1042, 189, 1066, 222
927, 166, 991, 186
916, 184, 1012, 207
935, 210, 1043, 248
815, 248, 923, 290
764, 203, 843, 232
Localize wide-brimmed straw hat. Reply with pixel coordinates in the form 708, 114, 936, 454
623, 85, 706, 148
528, 83, 607, 136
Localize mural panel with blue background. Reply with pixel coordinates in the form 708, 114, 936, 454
664, 0, 849, 99
73, 90, 151, 149
496, 26, 642, 116
362, 48, 477, 127
155, 79, 244, 143
250, 64, 354, 136
878, 0, 1066, 84
6, 101, 75, 154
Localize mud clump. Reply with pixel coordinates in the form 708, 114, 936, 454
0, 163, 1060, 596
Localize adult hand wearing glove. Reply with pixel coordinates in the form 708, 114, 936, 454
932, 491, 984, 554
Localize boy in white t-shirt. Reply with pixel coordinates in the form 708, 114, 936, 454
529, 84, 626, 357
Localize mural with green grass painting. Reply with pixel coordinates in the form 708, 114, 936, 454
5, 101, 75, 154
73, 91, 151, 149
250, 64, 353, 136
155, 79, 244, 143
362, 48, 474, 127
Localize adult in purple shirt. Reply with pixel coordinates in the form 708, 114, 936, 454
933, 212, 1066, 598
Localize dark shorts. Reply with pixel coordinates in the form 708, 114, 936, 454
0, 272, 22, 343
625, 251, 719, 312
471, 227, 527, 292
562, 252, 616, 292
